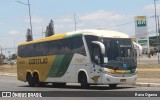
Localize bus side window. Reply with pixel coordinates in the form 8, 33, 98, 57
71, 36, 86, 56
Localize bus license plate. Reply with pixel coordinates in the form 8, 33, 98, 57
120, 79, 126, 82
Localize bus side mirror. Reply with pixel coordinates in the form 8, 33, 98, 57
91, 41, 105, 54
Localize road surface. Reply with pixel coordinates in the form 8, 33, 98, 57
0, 76, 160, 100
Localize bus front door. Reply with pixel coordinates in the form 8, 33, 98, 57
90, 45, 102, 84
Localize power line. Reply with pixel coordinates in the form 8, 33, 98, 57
99, 16, 158, 30
130, 30, 156, 37
105, 21, 134, 29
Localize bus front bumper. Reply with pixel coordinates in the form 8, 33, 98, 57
101, 74, 137, 85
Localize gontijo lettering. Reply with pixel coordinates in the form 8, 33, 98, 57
29, 58, 48, 64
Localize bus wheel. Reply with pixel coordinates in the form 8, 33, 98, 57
109, 84, 117, 89
27, 73, 34, 87
79, 73, 89, 89
33, 73, 40, 87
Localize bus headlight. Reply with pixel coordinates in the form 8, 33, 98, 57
105, 71, 113, 75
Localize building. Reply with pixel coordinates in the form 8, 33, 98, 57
149, 36, 160, 47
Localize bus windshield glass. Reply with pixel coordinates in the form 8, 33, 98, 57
102, 38, 137, 70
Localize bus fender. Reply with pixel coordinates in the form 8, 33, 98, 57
78, 69, 90, 83
25, 70, 33, 81
33, 70, 40, 79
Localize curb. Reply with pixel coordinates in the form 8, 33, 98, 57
0, 74, 17, 77
134, 82, 160, 87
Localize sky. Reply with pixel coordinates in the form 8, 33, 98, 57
0, 0, 160, 55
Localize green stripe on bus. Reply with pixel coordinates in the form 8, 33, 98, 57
48, 54, 74, 77
48, 55, 64, 77
125, 70, 131, 74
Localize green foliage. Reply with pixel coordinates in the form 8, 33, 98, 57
0, 54, 5, 65
11, 54, 17, 60
45, 19, 54, 37
26, 29, 33, 42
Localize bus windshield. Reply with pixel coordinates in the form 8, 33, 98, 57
103, 38, 133, 59
102, 38, 137, 70
85, 35, 137, 70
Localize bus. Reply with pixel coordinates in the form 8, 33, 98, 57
17, 29, 137, 88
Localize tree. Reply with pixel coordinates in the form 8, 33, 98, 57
11, 54, 17, 60
0, 54, 5, 59
26, 29, 33, 42
0, 54, 5, 65
45, 20, 54, 37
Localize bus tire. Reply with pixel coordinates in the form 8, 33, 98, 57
109, 84, 117, 89
79, 72, 89, 89
27, 73, 34, 87
33, 73, 40, 87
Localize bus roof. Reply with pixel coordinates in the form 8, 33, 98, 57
19, 29, 129, 46
68, 29, 129, 38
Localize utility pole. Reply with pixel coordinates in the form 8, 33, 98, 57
158, 16, 160, 34
157, 16, 160, 63
17, 0, 33, 39
0, 45, 3, 65
74, 13, 77, 31
41, 26, 46, 38
154, 0, 160, 63
0, 45, 2, 57
28, 0, 33, 37
42, 26, 43, 38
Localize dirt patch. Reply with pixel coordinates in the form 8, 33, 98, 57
0, 64, 17, 74
136, 64, 160, 83
137, 78, 160, 83
138, 71, 160, 78
138, 64, 160, 69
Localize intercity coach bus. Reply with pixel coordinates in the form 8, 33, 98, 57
17, 29, 137, 88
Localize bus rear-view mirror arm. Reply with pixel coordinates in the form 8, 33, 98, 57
91, 41, 105, 54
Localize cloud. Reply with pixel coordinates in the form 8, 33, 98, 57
144, 4, 160, 12
24, 16, 44, 23
9, 30, 20, 36
0, 21, 5, 25
53, 10, 131, 34
57, 18, 72, 23
80, 10, 127, 22
55, 10, 127, 26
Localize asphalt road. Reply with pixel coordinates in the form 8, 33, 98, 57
0, 76, 160, 100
